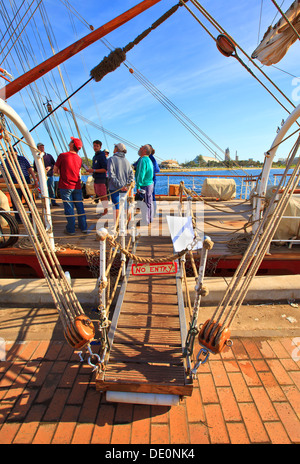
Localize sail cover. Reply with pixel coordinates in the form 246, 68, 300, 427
252, 0, 300, 65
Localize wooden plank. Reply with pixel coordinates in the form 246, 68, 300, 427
113, 327, 182, 346
117, 314, 180, 329
108, 344, 183, 364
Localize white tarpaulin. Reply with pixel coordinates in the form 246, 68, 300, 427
201, 178, 236, 200
166, 215, 202, 252
252, 0, 300, 65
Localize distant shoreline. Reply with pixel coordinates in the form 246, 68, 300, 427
156, 166, 285, 173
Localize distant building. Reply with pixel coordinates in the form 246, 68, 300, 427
235, 151, 238, 162
225, 148, 230, 161
160, 159, 180, 169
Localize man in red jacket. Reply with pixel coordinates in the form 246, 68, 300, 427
54, 137, 87, 235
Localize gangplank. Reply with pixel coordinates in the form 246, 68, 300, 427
95, 235, 193, 405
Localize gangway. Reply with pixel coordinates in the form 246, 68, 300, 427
95, 235, 193, 405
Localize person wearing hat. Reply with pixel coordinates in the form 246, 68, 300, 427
135, 144, 154, 225
86, 140, 108, 217
107, 143, 134, 220
34, 143, 58, 207
53, 137, 87, 235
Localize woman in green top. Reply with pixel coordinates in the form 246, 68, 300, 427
135, 144, 154, 225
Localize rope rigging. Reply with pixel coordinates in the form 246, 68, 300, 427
180, 0, 300, 125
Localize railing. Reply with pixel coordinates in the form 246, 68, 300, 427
155, 173, 260, 200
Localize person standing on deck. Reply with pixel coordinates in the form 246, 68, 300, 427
135, 144, 154, 225
107, 143, 134, 221
86, 140, 108, 217
2, 150, 38, 224
53, 137, 87, 236
33, 143, 58, 207
148, 144, 160, 216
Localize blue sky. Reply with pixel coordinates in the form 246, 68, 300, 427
1, 0, 300, 164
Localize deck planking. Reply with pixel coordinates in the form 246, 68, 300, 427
0, 197, 299, 277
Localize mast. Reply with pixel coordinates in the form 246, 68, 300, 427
2, 0, 163, 100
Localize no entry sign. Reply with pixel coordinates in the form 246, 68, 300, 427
131, 262, 178, 276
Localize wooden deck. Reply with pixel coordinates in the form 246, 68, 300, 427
95, 235, 193, 397
0, 196, 299, 277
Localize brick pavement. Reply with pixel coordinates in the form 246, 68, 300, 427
0, 337, 299, 444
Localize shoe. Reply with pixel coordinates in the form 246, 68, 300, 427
63, 228, 75, 236
80, 229, 88, 234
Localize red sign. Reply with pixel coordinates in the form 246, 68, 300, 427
131, 262, 178, 276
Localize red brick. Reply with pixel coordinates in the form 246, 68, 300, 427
7, 388, 38, 422
274, 402, 300, 443
227, 422, 250, 444
250, 387, 279, 421
280, 337, 300, 358
28, 361, 54, 388
0, 423, 20, 444
204, 403, 229, 444
36, 372, 61, 404
169, 403, 189, 444
150, 405, 169, 423
131, 405, 150, 444
264, 421, 291, 444
31, 341, 51, 361
210, 361, 230, 387
258, 371, 286, 401
280, 358, 299, 371
188, 422, 210, 444
78, 388, 101, 423
239, 403, 269, 443
151, 423, 170, 444
255, 339, 276, 358
252, 359, 269, 372
92, 404, 115, 444
111, 423, 131, 444
185, 388, 205, 423
51, 405, 80, 444
43, 341, 64, 361
198, 373, 218, 403
282, 385, 300, 418
266, 359, 293, 385
290, 370, 300, 389
228, 372, 252, 402
238, 361, 262, 386
58, 363, 80, 388
13, 404, 46, 444
231, 339, 248, 359
72, 423, 94, 444
43, 388, 70, 422
223, 359, 240, 372
0, 387, 25, 423
114, 402, 133, 424
67, 374, 90, 404
241, 339, 263, 359
217, 387, 241, 421
267, 339, 290, 358
32, 423, 57, 444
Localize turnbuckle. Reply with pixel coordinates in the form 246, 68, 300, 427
191, 347, 210, 379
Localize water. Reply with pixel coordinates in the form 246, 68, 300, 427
80, 168, 292, 199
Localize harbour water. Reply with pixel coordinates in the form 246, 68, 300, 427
79, 168, 291, 199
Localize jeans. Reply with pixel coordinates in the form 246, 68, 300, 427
59, 188, 87, 233
47, 176, 56, 205
140, 183, 154, 225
